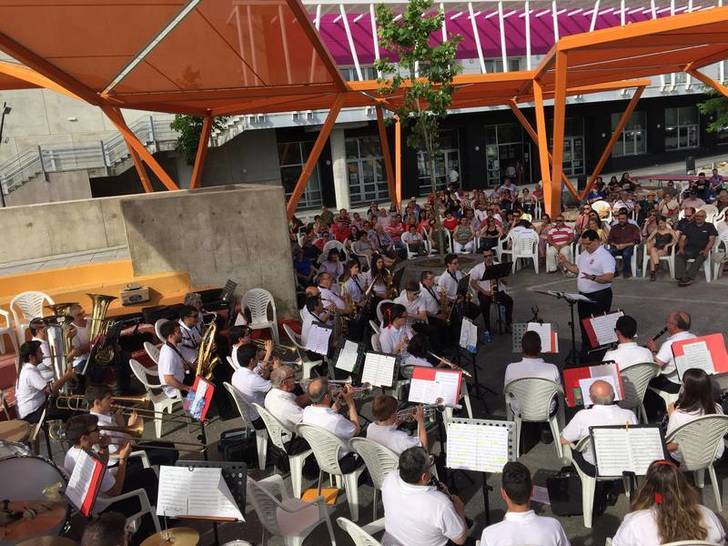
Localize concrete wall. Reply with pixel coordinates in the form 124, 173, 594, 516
0, 194, 126, 263
120, 184, 297, 317
5, 170, 92, 206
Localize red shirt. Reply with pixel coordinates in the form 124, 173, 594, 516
443, 217, 459, 231
386, 222, 405, 242
331, 224, 351, 242
548, 225, 574, 246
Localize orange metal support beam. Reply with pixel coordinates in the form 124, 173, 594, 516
375, 106, 397, 208
549, 51, 568, 218
507, 100, 579, 200
190, 115, 213, 189
102, 106, 179, 192
580, 86, 645, 200
126, 144, 154, 193
286, 94, 345, 218
687, 69, 728, 99
395, 118, 403, 207
532, 80, 554, 215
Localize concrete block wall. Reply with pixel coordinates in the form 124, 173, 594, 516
6, 170, 92, 207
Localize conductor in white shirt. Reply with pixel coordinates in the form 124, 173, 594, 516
367, 395, 428, 454
646, 311, 696, 395
480, 461, 569, 546
603, 315, 654, 371
560, 380, 637, 476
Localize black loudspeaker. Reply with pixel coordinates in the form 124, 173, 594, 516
546, 467, 584, 516
577, 175, 588, 192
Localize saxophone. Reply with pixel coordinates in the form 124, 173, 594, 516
195, 322, 220, 380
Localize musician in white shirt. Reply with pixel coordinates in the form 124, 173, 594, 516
29, 318, 56, 381
603, 315, 654, 371
436, 254, 464, 302
367, 395, 428, 453
469, 249, 513, 333
418, 270, 451, 350
264, 366, 313, 457
15, 341, 75, 423
393, 280, 428, 326
505, 332, 561, 417
403, 334, 435, 368
379, 303, 413, 356
560, 380, 637, 474
69, 303, 92, 372
646, 311, 696, 394
480, 462, 569, 546
228, 325, 252, 368
381, 447, 467, 546
156, 321, 192, 398
231, 344, 273, 428
341, 260, 368, 305
301, 377, 363, 472
317, 272, 351, 313
177, 305, 202, 365
301, 296, 332, 347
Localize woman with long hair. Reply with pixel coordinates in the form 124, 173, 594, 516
612, 460, 725, 545
665, 368, 724, 462
340, 259, 368, 305
318, 248, 344, 279
645, 215, 676, 281
366, 253, 392, 299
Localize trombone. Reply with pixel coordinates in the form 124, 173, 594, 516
251, 338, 297, 356
98, 424, 205, 452
55, 394, 192, 423
428, 352, 473, 378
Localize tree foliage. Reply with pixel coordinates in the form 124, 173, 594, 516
170, 115, 228, 165
698, 92, 728, 134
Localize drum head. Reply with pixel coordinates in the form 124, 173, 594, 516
0, 440, 31, 459
0, 455, 66, 500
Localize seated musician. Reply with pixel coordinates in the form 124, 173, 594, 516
231, 344, 273, 430
341, 259, 368, 307
157, 321, 193, 398
480, 462, 569, 546
470, 249, 513, 334
393, 280, 428, 327
63, 414, 158, 536
403, 333, 435, 368
86, 384, 178, 467
177, 305, 201, 365
560, 380, 637, 476
301, 296, 332, 348
603, 315, 654, 371
505, 331, 560, 389
183, 292, 211, 333
646, 311, 696, 395
301, 377, 363, 472
69, 303, 92, 372
436, 253, 464, 304
229, 325, 252, 368
16, 340, 76, 423
29, 317, 56, 381
367, 395, 428, 454
264, 366, 312, 456
418, 270, 451, 349
381, 446, 467, 546
318, 271, 365, 341
379, 304, 413, 357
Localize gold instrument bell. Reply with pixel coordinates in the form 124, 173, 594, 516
87, 293, 117, 366
195, 322, 220, 380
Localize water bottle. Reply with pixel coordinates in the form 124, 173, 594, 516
483, 330, 492, 344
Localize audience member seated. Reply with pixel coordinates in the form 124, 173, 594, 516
301, 377, 363, 472
644, 215, 676, 281
560, 380, 637, 475
665, 368, 725, 463
402, 224, 427, 256
675, 208, 717, 287
546, 215, 574, 273
480, 461, 569, 546
607, 211, 641, 278
367, 395, 428, 453
646, 311, 695, 395
603, 315, 654, 371
381, 447, 467, 546
453, 216, 475, 254
318, 248, 344, 279
612, 460, 725, 546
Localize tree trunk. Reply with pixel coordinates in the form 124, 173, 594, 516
425, 130, 446, 255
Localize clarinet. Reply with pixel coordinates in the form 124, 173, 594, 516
652, 327, 668, 342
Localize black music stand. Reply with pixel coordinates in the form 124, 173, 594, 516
535, 290, 594, 366
481, 263, 512, 335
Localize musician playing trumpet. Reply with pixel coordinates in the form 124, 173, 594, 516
367, 395, 429, 454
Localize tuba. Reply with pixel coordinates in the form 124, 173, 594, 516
45, 303, 78, 389
195, 322, 220, 380
87, 293, 117, 366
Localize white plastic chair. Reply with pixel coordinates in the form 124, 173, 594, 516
246, 474, 336, 546
641, 241, 676, 279
502, 231, 540, 274
370, 333, 382, 352
350, 437, 399, 520
241, 288, 279, 344
282, 323, 321, 381
296, 423, 365, 521
701, 204, 719, 222
154, 318, 168, 343
0, 309, 19, 355
10, 291, 54, 346
337, 517, 383, 546
226, 354, 241, 372
254, 403, 312, 499
685, 247, 714, 283
425, 229, 452, 255
96, 488, 161, 537
665, 414, 728, 511
375, 299, 394, 326
712, 231, 728, 280
322, 239, 348, 261
504, 377, 564, 458
128, 359, 183, 438
609, 243, 640, 278
224, 382, 268, 471
368, 320, 381, 335
143, 341, 160, 364
617, 362, 660, 423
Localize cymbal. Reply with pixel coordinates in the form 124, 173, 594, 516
141, 527, 200, 546
16, 536, 76, 546
0, 420, 31, 442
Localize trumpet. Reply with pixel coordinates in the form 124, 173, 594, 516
299, 377, 356, 387
252, 338, 297, 355
428, 352, 473, 378
394, 404, 441, 422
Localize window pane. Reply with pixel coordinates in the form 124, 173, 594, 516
498, 124, 520, 144
280, 165, 301, 194
679, 106, 698, 125
665, 127, 678, 150
278, 142, 300, 166
345, 138, 358, 158
687, 125, 699, 148
665, 108, 678, 128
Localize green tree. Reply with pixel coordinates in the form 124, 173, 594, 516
375, 0, 462, 252
170, 115, 228, 165
698, 92, 728, 134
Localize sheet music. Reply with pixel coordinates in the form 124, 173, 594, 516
360, 352, 397, 387
590, 312, 624, 346
446, 421, 509, 473
680, 341, 714, 375
335, 340, 359, 372
459, 318, 478, 353
578, 375, 622, 406
408, 370, 460, 407
527, 322, 558, 353
157, 466, 244, 520
592, 427, 664, 477
65, 450, 101, 514
305, 324, 332, 356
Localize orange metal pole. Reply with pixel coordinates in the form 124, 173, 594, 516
687, 69, 728, 99
549, 51, 568, 218
190, 115, 213, 189
580, 86, 645, 200
286, 95, 345, 218
102, 106, 179, 191
395, 117, 402, 208
375, 106, 397, 208
507, 100, 579, 200
126, 144, 154, 193
532, 80, 554, 217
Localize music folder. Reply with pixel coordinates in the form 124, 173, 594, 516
581, 311, 624, 348
459, 317, 478, 354
446, 418, 514, 474
184, 376, 215, 422
65, 450, 106, 517
562, 363, 624, 407
672, 333, 728, 380
304, 323, 333, 356
590, 424, 667, 478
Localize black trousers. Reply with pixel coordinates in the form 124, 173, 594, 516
649, 374, 681, 394
477, 291, 514, 332
577, 288, 613, 355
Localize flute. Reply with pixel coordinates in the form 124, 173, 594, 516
428, 352, 473, 378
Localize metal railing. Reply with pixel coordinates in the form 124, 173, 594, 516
0, 115, 177, 195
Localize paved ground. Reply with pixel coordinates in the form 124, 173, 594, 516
55, 263, 720, 546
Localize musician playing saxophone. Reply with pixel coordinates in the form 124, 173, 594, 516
469, 249, 513, 335
318, 272, 366, 341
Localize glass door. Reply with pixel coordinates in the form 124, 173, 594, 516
346, 136, 389, 205
278, 141, 323, 210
